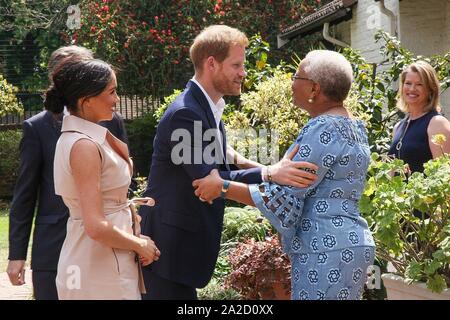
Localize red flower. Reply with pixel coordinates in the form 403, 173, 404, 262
102, 5, 109, 12
90, 26, 96, 33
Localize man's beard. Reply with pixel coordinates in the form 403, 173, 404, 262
212, 74, 242, 97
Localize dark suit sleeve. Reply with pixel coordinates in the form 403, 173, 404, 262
8, 120, 42, 261
168, 108, 263, 184
114, 113, 129, 145
219, 167, 262, 184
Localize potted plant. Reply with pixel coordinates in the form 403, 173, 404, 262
225, 234, 291, 300
360, 142, 450, 300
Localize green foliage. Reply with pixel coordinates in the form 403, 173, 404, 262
154, 89, 182, 123
226, 71, 309, 158
360, 153, 450, 293
0, 130, 22, 198
131, 176, 147, 199
205, 206, 274, 299
243, 34, 292, 91
125, 113, 158, 176
222, 206, 273, 243
0, 1, 71, 38
0, 75, 23, 117
0, 210, 10, 271
0, 1, 71, 91
198, 277, 241, 300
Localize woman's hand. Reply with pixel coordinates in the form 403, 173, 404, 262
270, 144, 318, 188
192, 169, 223, 204
132, 197, 155, 207
136, 235, 161, 266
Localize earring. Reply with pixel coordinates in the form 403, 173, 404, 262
308, 98, 314, 103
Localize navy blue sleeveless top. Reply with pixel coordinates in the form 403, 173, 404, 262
388, 110, 439, 173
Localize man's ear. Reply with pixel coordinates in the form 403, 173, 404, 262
206, 56, 216, 71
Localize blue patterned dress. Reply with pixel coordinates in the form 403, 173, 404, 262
249, 115, 375, 300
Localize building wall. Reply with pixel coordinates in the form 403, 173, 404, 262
350, 0, 399, 63
399, 0, 448, 56
399, 0, 449, 115
442, 0, 450, 116
335, 20, 352, 45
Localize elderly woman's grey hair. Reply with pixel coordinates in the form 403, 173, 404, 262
302, 50, 353, 103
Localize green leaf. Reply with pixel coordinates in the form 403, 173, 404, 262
405, 261, 422, 280
427, 275, 447, 293
424, 260, 442, 275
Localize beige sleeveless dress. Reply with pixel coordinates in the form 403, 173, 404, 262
54, 115, 142, 300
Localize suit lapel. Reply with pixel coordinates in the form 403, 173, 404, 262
187, 80, 230, 170
187, 81, 217, 129
219, 121, 230, 170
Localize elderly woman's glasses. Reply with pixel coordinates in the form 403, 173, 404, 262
291, 75, 313, 82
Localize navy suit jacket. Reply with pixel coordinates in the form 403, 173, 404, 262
8, 110, 128, 271
139, 81, 262, 288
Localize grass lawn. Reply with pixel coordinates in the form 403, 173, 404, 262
0, 210, 9, 271
0, 209, 32, 272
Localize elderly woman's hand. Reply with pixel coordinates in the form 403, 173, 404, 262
192, 169, 223, 204
269, 144, 319, 188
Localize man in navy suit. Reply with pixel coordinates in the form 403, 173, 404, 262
6, 46, 129, 300
139, 25, 318, 300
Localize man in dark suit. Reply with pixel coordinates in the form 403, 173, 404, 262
6, 45, 129, 300
139, 25, 318, 300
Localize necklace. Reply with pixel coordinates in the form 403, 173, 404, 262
395, 115, 411, 158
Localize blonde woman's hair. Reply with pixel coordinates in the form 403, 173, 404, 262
189, 25, 248, 73
397, 61, 440, 113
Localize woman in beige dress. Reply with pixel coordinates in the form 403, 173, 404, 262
45, 59, 160, 299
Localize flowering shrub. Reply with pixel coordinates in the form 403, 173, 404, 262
70, 0, 324, 95
226, 71, 309, 158
0, 130, 22, 198
0, 74, 23, 117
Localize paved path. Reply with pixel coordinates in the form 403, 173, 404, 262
0, 270, 33, 300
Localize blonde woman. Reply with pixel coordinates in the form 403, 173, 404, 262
388, 61, 450, 172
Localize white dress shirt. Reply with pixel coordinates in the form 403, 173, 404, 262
191, 78, 226, 161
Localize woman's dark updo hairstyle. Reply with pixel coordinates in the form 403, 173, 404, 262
44, 59, 114, 113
